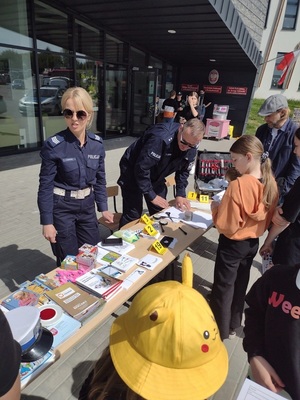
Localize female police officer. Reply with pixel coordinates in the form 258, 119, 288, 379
38, 87, 113, 265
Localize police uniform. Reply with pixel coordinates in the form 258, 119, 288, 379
117, 122, 196, 227
38, 128, 108, 263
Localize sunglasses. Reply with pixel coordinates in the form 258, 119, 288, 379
63, 109, 88, 120
180, 133, 199, 149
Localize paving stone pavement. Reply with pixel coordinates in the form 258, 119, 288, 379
0, 135, 265, 400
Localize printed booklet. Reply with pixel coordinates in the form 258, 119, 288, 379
111, 254, 139, 273
46, 282, 103, 321
76, 267, 123, 300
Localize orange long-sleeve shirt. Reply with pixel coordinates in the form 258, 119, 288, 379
212, 174, 278, 240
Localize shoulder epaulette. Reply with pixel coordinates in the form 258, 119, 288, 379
88, 132, 103, 143
48, 132, 65, 147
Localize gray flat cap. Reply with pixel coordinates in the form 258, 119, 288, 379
258, 94, 288, 116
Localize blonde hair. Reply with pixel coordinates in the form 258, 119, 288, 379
86, 347, 144, 400
230, 135, 278, 209
61, 87, 94, 129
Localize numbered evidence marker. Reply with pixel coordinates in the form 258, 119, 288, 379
199, 194, 210, 203
140, 214, 152, 225
187, 191, 198, 200
144, 223, 159, 237
151, 240, 167, 255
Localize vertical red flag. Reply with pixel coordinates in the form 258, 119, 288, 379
276, 50, 300, 85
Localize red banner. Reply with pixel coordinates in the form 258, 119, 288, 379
226, 86, 248, 95
180, 83, 200, 92
203, 85, 222, 94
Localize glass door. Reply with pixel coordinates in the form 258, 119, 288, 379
130, 68, 158, 135
105, 64, 127, 135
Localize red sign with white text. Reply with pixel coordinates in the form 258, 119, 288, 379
226, 86, 248, 95
181, 83, 200, 92
203, 85, 222, 94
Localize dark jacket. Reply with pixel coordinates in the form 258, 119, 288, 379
243, 264, 300, 399
38, 128, 108, 225
117, 123, 196, 201
256, 119, 300, 199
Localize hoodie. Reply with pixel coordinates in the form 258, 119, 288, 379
212, 174, 277, 240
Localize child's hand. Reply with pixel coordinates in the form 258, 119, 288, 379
210, 200, 219, 211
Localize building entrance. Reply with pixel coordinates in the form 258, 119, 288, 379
130, 68, 158, 136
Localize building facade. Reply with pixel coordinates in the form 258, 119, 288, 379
254, 0, 300, 100
0, 0, 267, 156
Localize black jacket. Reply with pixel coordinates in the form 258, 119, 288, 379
117, 123, 196, 201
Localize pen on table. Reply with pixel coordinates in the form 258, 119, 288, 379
178, 226, 187, 235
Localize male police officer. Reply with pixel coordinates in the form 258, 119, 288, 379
117, 118, 205, 227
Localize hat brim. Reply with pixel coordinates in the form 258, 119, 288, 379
21, 327, 53, 362
258, 111, 273, 116
110, 314, 228, 400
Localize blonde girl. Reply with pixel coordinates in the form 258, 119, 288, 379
209, 135, 278, 340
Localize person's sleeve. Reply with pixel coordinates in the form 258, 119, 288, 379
243, 273, 270, 361
281, 176, 300, 222
278, 153, 300, 199
212, 182, 243, 236
0, 310, 21, 397
93, 145, 109, 212
37, 143, 58, 225
133, 136, 164, 201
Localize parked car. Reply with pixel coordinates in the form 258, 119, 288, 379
42, 76, 73, 89
19, 86, 65, 116
12, 79, 25, 89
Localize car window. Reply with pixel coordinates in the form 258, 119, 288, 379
40, 88, 57, 97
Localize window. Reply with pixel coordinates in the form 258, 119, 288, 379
283, 0, 299, 29
106, 34, 129, 64
75, 20, 104, 60
271, 52, 285, 89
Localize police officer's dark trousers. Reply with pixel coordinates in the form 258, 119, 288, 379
52, 191, 100, 264
119, 181, 167, 228
209, 234, 258, 340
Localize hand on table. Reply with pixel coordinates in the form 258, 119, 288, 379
151, 195, 169, 209
175, 196, 191, 211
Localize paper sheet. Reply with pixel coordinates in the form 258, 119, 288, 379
236, 379, 287, 400
157, 206, 212, 229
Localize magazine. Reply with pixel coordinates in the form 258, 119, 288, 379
19, 279, 52, 306
111, 254, 139, 273
20, 350, 56, 389
76, 267, 123, 300
47, 312, 81, 348
1, 287, 40, 310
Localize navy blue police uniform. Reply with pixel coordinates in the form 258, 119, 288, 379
117, 122, 196, 227
38, 128, 108, 264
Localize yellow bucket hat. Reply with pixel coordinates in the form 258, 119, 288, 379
110, 253, 228, 400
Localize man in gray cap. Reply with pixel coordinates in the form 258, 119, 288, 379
256, 94, 300, 201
